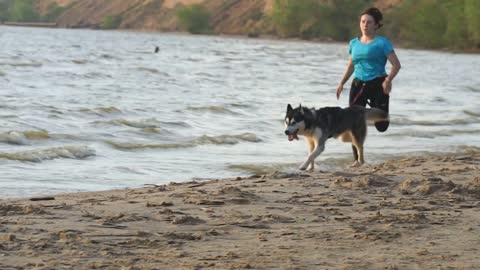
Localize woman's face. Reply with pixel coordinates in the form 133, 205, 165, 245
360, 14, 377, 35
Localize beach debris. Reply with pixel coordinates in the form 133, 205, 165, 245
188, 182, 206, 188
29, 196, 55, 201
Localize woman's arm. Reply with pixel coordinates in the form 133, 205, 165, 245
382, 51, 401, 95
336, 57, 354, 100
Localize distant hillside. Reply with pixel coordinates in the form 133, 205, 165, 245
3, 0, 478, 51
33, 0, 399, 35
34, 0, 276, 34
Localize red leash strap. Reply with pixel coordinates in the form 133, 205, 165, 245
350, 83, 366, 107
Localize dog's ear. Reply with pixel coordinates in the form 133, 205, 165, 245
299, 103, 304, 114
287, 104, 293, 112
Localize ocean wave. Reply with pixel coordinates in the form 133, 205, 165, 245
93, 118, 191, 132
194, 133, 260, 144
82, 72, 112, 79
386, 129, 480, 139
79, 106, 123, 115
135, 67, 170, 76
105, 141, 195, 150
455, 145, 480, 154
160, 121, 191, 128
393, 117, 478, 126
194, 72, 215, 78
111, 118, 161, 129
0, 145, 96, 162
228, 163, 295, 175
100, 54, 118, 60
0, 62, 43, 67
72, 59, 88, 64
0, 130, 50, 145
106, 132, 260, 151
228, 156, 352, 175
464, 86, 480, 93
184, 105, 238, 114
463, 110, 480, 118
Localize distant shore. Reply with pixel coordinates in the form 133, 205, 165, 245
1, 22, 479, 54
1, 151, 479, 269
1, 21, 57, 28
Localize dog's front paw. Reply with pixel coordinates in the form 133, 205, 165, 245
299, 163, 309, 171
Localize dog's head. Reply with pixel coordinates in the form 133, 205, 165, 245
284, 104, 306, 141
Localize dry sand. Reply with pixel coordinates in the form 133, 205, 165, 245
1, 151, 479, 270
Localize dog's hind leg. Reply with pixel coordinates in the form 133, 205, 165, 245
351, 125, 367, 167
350, 143, 364, 167
351, 145, 359, 163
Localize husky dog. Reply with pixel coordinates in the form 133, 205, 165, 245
284, 104, 388, 170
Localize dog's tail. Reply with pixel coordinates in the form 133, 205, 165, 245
365, 108, 389, 123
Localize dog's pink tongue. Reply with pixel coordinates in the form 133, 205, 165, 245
288, 134, 299, 141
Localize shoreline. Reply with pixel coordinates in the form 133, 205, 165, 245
1, 151, 479, 269
1, 21, 57, 28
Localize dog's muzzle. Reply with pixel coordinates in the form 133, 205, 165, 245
285, 129, 299, 141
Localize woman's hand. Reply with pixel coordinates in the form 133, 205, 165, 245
382, 78, 392, 95
384, 51, 401, 95
336, 84, 344, 100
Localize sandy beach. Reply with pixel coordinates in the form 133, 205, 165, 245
1, 150, 479, 270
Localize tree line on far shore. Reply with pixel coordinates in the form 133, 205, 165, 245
0, 0, 65, 23
177, 0, 480, 51
0, 0, 122, 29
1, 0, 479, 51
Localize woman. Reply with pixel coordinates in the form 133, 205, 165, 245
336, 7, 401, 165
336, 7, 401, 124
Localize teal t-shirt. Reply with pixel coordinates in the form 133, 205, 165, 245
349, 36, 393, 81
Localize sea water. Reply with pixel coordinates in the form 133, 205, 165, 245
0, 26, 479, 198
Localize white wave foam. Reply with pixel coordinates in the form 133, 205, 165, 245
95, 118, 162, 129
0, 146, 96, 162
0, 131, 29, 145
185, 105, 236, 114
106, 133, 261, 151
194, 133, 261, 144
0, 130, 50, 145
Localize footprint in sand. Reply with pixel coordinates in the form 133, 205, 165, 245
172, 215, 205, 225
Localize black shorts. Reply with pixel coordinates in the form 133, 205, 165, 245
349, 77, 390, 132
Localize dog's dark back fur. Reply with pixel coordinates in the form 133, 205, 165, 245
304, 106, 366, 137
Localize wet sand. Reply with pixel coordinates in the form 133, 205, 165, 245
1, 151, 479, 270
